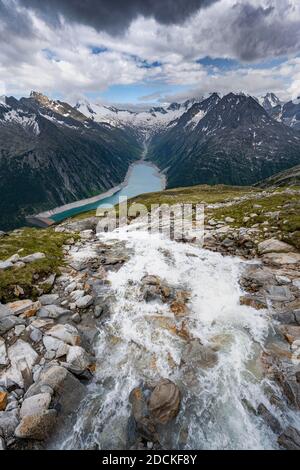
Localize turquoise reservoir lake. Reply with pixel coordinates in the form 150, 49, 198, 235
50, 162, 165, 223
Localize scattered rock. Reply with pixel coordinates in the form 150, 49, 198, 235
38, 294, 60, 306
0, 409, 19, 439
0, 338, 8, 366
7, 300, 41, 317
3, 340, 38, 388
148, 379, 181, 425
266, 286, 294, 302
240, 295, 267, 310
38, 305, 70, 319
43, 336, 69, 359
263, 252, 300, 266
66, 346, 90, 371
0, 261, 13, 271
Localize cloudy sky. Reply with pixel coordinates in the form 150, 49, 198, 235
0, 0, 299, 105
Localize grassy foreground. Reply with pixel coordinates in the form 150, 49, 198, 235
0, 228, 77, 302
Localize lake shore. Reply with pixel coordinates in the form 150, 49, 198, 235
26, 159, 166, 228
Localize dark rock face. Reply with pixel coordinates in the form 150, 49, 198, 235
148, 93, 300, 189
0, 94, 141, 230
148, 379, 181, 425
278, 426, 300, 450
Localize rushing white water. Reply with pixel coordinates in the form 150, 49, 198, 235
60, 225, 288, 450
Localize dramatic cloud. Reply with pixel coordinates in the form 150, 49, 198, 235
0, 0, 299, 102
20, 0, 219, 34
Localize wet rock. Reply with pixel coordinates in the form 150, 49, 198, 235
20, 393, 52, 419
0, 436, 5, 450
25, 366, 86, 420
46, 324, 80, 346
278, 426, 300, 450
15, 410, 57, 440
257, 403, 282, 434
94, 305, 103, 319
0, 392, 8, 411
278, 325, 300, 344
141, 275, 161, 286
258, 238, 297, 255
239, 295, 267, 310
141, 276, 173, 304
170, 300, 188, 317
148, 379, 181, 425
0, 409, 19, 439
76, 295, 94, 309
129, 387, 158, 442
181, 339, 218, 369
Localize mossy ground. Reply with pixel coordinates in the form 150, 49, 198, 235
0, 228, 77, 302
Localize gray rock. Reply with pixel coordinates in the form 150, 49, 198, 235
278, 426, 300, 450
6, 254, 20, 263
0, 304, 13, 319
266, 286, 294, 302
94, 305, 103, 319
15, 409, 57, 440
0, 436, 5, 450
25, 366, 86, 420
66, 346, 90, 371
21, 252, 46, 263
29, 327, 43, 343
76, 295, 94, 309
71, 313, 81, 324
258, 238, 297, 255
0, 261, 13, 271
0, 338, 8, 366
20, 393, 52, 419
38, 294, 60, 306
0, 316, 24, 336
0, 409, 19, 439
257, 403, 282, 434
46, 324, 80, 346
149, 379, 181, 425
43, 336, 69, 359
38, 305, 70, 319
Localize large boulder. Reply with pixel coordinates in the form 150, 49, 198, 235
263, 252, 300, 266
1, 340, 38, 389
148, 379, 181, 425
25, 366, 86, 420
15, 410, 57, 440
20, 393, 52, 419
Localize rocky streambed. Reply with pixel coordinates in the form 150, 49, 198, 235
0, 214, 300, 450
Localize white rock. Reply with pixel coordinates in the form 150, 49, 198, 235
14, 325, 26, 336
29, 327, 43, 343
76, 295, 93, 309
20, 392, 51, 419
225, 217, 235, 223
258, 238, 297, 255
43, 336, 69, 358
0, 261, 13, 271
70, 290, 85, 301
276, 275, 292, 285
6, 254, 20, 263
293, 280, 300, 290
21, 253, 46, 263
243, 217, 250, 223
65, 281, 77, 293
0, 338, 8, 366
46, 324, 80, 346
66, 346, 90, 370
1, 340, 38, 388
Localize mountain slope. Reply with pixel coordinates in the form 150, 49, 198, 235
257, 164, 300, 188
0, 93, 142, 230
148, 93, 300, 188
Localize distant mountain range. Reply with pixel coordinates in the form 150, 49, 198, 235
0, 90, 300, 230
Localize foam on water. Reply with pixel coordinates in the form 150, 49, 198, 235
60, 226, 290, 450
